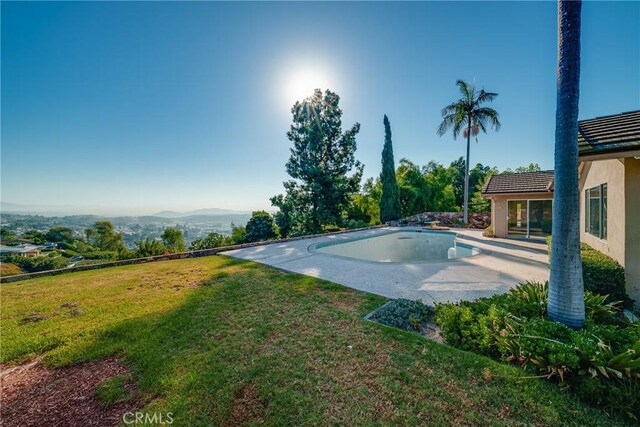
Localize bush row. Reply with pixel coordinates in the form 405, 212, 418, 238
434, 282, 640, 420
546, 236, 629, 305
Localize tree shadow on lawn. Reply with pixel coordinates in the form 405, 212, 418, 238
32, 257, 626, 426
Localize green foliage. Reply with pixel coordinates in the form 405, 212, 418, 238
244, 211, 279, 243
435, 281, 640, 419
9, 255, 69, 272
370, 299, 432, 332
344, 219, 368, 230
134, 239, 166, 257
482, 224, 494, 237
45, 226, 74, 244
379, 115, 401, 222
161, 227, 187, 253
546, 237, 629, 304
23, 230, 47, 244
83, 250, 117, 260
513, 163, 542, 173
230, 223, 246, 245
581, 247, 628, 304
434, 299, 510, 357
272, 89, 363, 235
0, 227, 17, 241
85, 221, 125, 252
189, 232, 232, 251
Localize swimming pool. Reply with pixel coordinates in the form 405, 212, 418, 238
314, 230, 481, 263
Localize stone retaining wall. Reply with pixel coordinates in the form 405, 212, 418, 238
0, 225, 385, 284
395, 212, 490, 229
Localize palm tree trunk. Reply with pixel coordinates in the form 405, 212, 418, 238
463, 118, 471, 224
547, 0, 585, 329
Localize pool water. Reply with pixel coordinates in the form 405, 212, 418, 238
315, 230, 481, 263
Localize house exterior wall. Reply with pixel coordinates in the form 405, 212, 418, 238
579, 159, 626, 270
487, 192, 554, 238
624, 158, 640, 303
578, 157, 640, 303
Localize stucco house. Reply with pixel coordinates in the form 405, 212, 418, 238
483, 110, 640, 302
0, 244, 42, 257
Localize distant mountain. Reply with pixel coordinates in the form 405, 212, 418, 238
0, 202, 81, 216
152, 208, 251, 217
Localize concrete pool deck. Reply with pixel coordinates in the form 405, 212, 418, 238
220, 227, 550, 305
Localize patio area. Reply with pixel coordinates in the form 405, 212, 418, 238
221, 227, 550, 305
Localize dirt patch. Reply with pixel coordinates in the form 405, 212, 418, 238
19, 312, 51, 324
0, 356, 139, 427
226, 383, 267, 426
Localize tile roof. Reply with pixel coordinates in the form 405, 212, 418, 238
578, 110, 640, 156
482, 171, 554, 195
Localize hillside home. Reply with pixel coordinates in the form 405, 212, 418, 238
0, 244, 42, 257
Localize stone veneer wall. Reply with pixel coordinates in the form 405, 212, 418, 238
0, 225, 385, 284
395, 212, 490, 229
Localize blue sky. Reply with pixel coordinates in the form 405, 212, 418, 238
2, 1, 638, 215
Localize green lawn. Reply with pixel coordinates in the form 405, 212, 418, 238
0, 256, 628, 425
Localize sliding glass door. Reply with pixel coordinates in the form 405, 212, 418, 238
507, 201, 528, 237
508, 199, 552, 238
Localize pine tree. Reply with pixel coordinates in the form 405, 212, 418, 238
379, 115, 401, 222
272, 89, 363, 235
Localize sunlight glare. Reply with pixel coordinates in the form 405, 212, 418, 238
285, 67, 331, 106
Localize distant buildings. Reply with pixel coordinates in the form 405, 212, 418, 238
0, 244, 42, 257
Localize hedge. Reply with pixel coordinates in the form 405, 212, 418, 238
546, 236, 629, 304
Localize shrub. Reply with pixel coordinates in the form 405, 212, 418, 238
370, 299, 432, 332
434, 299, 509, 356
9, 255, 69, 272
546, 237, 629, 305
83, 250, 117, 260
435, 282, 640, 420
230, 224, 246, 245
581, 249, 628, 304
190, 232, 232, 250
344, 219, 368, 230
482, 224, 494, 237
244, 211, 279, 243
134, 239, 166, 257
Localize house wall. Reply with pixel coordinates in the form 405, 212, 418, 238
624, 158, 640, 303
579, 159, 626, 268
578, 158, 640, 303
488, 192, 554, 238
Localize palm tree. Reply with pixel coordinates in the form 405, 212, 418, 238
547, 0, 585, 329
437, 81, 500, 223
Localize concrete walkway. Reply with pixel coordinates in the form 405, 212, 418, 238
220, 227, 550, 305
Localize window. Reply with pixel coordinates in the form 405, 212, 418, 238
585, 183, 607, 240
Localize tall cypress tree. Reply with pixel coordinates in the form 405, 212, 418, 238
379, 115, 401, 222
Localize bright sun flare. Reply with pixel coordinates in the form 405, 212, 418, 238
286, 67, 331, 105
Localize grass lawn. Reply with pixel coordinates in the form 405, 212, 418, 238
0, 256, 628, 425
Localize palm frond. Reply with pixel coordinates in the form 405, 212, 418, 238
475, 107, 501, 131
476, 90, 498, 105
437, 113, 457, 137
456, 80, 474, 103
440, 101, 461, 117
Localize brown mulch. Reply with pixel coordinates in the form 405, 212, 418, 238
0, 356, 139, 427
